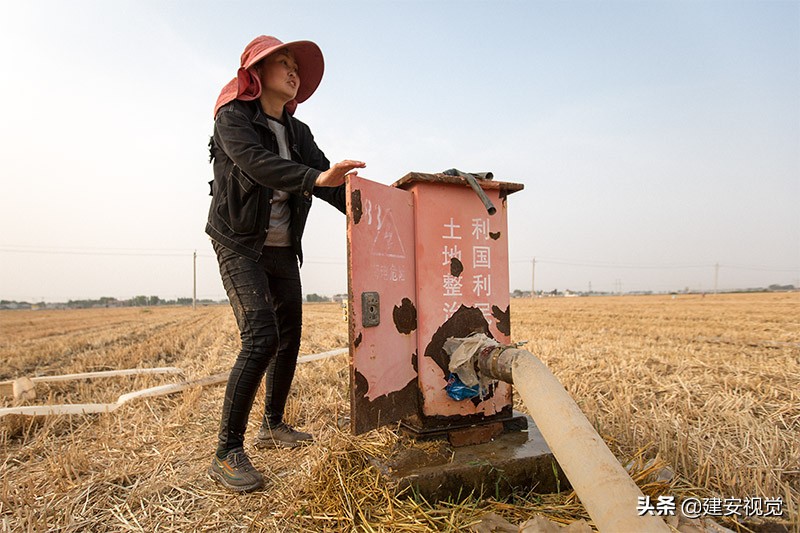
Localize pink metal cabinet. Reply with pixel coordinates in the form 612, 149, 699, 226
347, 172, 523, 435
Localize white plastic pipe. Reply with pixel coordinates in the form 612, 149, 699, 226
0, 368, 185, 399
0, 348, 348, 418
28, 367, 184, 383
504, 349, 670, 533
0, 373, 229, 417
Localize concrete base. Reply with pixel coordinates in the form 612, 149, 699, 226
369, 414, 569, 502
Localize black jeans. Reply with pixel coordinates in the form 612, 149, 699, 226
213, 241, 303, 453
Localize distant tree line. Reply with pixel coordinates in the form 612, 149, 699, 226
511, 284, 796, 298
768, 284, 796, 292
0, 296, 221, 310
305, 293, 347, 303
2, 284, 795, 310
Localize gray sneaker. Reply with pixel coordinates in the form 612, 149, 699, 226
254, 422, 313, 449
208, 447, 264, 492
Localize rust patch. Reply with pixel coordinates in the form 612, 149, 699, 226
450, 257, 464, 277
351, 189, 363, 224
411, 351, 418, 374
471, 382, 496, 407
489, 231, 501, 240
353, 369, 418, 434
491, 305, 511, 336
354, 332, 363, 348
393, 298, 417, 334
424, 305, 491, 379
403, 404, 514, 433
393, 172, 524, 195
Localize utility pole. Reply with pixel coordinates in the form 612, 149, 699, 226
531, 257, 536, 298
714, 262, 719, 295
193, 250, 197, 310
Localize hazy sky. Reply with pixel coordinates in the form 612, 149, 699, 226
1, 0, 798, 301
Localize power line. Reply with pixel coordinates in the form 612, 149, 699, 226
0, 245, 193, 257
510, 258, 712, 269
510, 257, 799, 272
2, 245, 798, 273
719, 263, 800, 273
0, 245, 353, 264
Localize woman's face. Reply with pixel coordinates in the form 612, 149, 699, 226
257, 49, 300, 103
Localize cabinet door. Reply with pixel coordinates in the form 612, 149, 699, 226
346, 176, 418, 434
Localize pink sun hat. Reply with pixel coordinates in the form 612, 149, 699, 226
213, 35, 324, 118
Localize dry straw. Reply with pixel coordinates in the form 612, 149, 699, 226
1, 293, 797, 531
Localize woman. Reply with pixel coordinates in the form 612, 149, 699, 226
205, 35, 364, 492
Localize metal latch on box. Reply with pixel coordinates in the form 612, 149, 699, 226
362, 292, 380, 327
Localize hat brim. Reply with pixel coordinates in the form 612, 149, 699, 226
243, 40, 324, 104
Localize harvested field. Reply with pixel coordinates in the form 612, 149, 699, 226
1, 292, 798, 532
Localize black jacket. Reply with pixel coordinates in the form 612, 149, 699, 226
205, 99, 346, 264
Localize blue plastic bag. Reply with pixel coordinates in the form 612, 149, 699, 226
445, 373, 481, 401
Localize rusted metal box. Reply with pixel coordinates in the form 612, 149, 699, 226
346, 172, 523, 435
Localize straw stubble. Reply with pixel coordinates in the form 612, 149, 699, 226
1, 293, 797, 531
